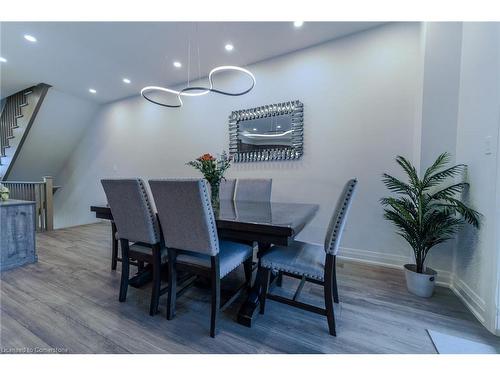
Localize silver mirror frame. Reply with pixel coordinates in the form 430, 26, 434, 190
228, 100, 304, 163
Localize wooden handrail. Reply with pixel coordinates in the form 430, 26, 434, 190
2, 176, 55, 231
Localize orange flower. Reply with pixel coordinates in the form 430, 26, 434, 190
198, 153, 215, 161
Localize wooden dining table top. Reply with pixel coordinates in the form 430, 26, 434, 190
90, 200, 319, 245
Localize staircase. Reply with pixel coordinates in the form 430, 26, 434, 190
0, 83, 51, 180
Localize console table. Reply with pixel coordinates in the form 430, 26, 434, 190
0, 199, 37, 271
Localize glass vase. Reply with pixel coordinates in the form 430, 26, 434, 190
209, 181, 220, 212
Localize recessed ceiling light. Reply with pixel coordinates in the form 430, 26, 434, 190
293, 21, 304, 28
0, 57, 7, 63
24, 34, 37, 42
89, 88, 97, 94
225, 43, 234, 52
173, 61, 182, 68
122, 78, 131, 84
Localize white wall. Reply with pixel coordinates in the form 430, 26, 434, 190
54, 23, 424, 268
417, 23, 463, 278
7, 88, 99, 184
453, 22, 500, 333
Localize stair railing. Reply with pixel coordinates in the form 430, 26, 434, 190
0, 83, 51, 180
2, 176, 55, 231
0, 88, 32, 159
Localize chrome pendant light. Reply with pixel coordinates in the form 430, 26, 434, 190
141, 66, 255, 108
141, 24, 255, 108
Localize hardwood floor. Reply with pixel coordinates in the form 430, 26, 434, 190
1, 222, 498, 353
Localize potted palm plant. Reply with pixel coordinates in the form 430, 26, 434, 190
381, 153, 481, 297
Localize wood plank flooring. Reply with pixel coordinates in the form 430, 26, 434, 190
1, 222, 499, 353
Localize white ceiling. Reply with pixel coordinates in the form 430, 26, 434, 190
0, 22, 384, 103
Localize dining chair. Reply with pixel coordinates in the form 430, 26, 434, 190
101, 178, 167, 316
219, 178, 236, 201
234, 178, 272, 202
149, 178, 254, 337
258, 178, 357, 336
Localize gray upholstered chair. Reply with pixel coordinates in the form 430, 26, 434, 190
259, 179, 357, 336
234, 178, 272, 202
149, 178, 253, 337
101, 178, 167, 316
219, 178, 236, 201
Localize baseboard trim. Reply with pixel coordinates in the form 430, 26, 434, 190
338, 246, 452, 286
449, 277, 487, 325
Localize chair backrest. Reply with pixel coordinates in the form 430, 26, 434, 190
219, 178, 236, 200
101, 178, 160, 244
323, 179, 357, 255
234, 178, 272, 202
149, 179, 219, 256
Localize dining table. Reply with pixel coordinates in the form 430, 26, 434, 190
90, 199, 319, 327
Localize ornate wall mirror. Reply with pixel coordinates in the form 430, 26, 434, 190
228, 100, 303, 162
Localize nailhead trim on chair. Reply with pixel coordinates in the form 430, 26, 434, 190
326, 179, 357, 255
199, 179, 220, 254
261, 260, 325, 281
137, 178, 160, 243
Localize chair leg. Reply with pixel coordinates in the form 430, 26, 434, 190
332, 256, 339, 304
276, 271, 283, 287
243, 257, 253, 289
111, 222, 118, 271
324, 255, 337, 336
259, 268, 271, 315
210, 256, 221, 338
119, 239, 130, 302
167, 249, 177, 320
149, 244, 161, 316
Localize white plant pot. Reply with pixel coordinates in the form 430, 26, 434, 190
404, 264, 437, 298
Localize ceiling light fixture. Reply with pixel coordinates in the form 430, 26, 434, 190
293, 21, 304, 28
0, 57, 7, 63
141, 23, 255, 108
89, 88, 97, 94
122, 78, 131, 84
24, 34, 37, 42
141, 65, 255, 108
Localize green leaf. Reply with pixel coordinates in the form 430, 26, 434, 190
423, 164, 466, 189
422, 152, 450, 181
431, 182, 469, 200
395, 156, 420, 190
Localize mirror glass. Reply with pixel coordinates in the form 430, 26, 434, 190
237, 114, 293, 151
